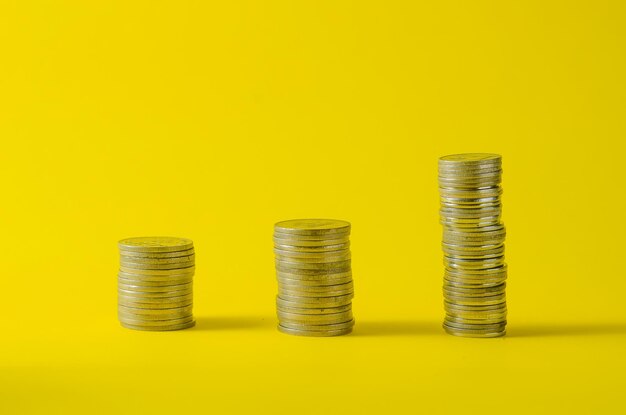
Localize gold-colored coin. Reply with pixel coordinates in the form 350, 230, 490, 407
276, 302, 352, 315
274, 219, 351, 236
117, 282, 192, 293
118, 304, 193, 315
118, 237, 193, 253
118, 266, 195, 276
119, 254, 195, 265
119, 248, 195, 259
277, 325, 352, 337
120, 320, 196, 331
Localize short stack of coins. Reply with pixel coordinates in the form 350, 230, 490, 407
439, 153, 507, 338
117, 237, 196, 331
274, 219, 355, 337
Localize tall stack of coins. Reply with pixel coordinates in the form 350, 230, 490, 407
439, 154, 507, 338
117, 237, 196, 331
274, 219, 355, 337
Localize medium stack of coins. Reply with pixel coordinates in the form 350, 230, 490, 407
439, 154, 507, 338
117, 237, 196, 331
274, 219, 355, 337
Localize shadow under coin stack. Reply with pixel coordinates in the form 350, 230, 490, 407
117, 237, 196, 331
438, 154, 507, 338
274, 219, 355, 337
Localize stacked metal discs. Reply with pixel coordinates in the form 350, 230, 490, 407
439, 154, 507, 338
274, 219, 355, 337
117, 237, 196, 331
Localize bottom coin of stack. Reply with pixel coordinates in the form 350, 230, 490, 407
117, 237, 196, 331
274, 219, 354, 337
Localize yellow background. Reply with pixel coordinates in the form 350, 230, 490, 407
1, 1, 625, 413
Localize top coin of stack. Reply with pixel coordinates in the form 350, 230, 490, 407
117, 237, 196, 331
438, 154, 507, 338
274, 219, 355, 337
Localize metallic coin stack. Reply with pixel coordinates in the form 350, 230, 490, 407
439, 154, 507, 338
117, 237, 196, 331
274, 219, 355, 337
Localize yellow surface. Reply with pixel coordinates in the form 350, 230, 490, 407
1, 1, 625, 413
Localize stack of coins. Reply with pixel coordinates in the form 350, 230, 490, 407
274, 219, 355, 337
439, 154, 507, 338
117, 237, 196, 331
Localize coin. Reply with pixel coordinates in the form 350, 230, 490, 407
274, 242, 350, 252
276, 269, 353, 279
276, 302, 352, 315
118, 314, 195, 326
118, 237, 194, 253
119, 260, 195, 270
117, 282, 192, 292
118, 287, 194, 298
119, 254, 195, 265
277, 325, 353, 337
274, 253, 351, 264
120, 320, 196, 331
278, 287, 354, 298
277, 310, 353, 324
275, 259, 351, 271
274, 219, 351, 236
278, 281, 353, 292
278, 293, 354, 305
118, 292, 193, 303
273, 236, 351, 246
279, 319, 355, 331
118, 304, 194, 315
118, 299, 193, 309
273, 248, 350, 258
118, 277, 194, 287
118, 310, 193, 321
119, 248, 195, 259
119, 265, 195, 275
